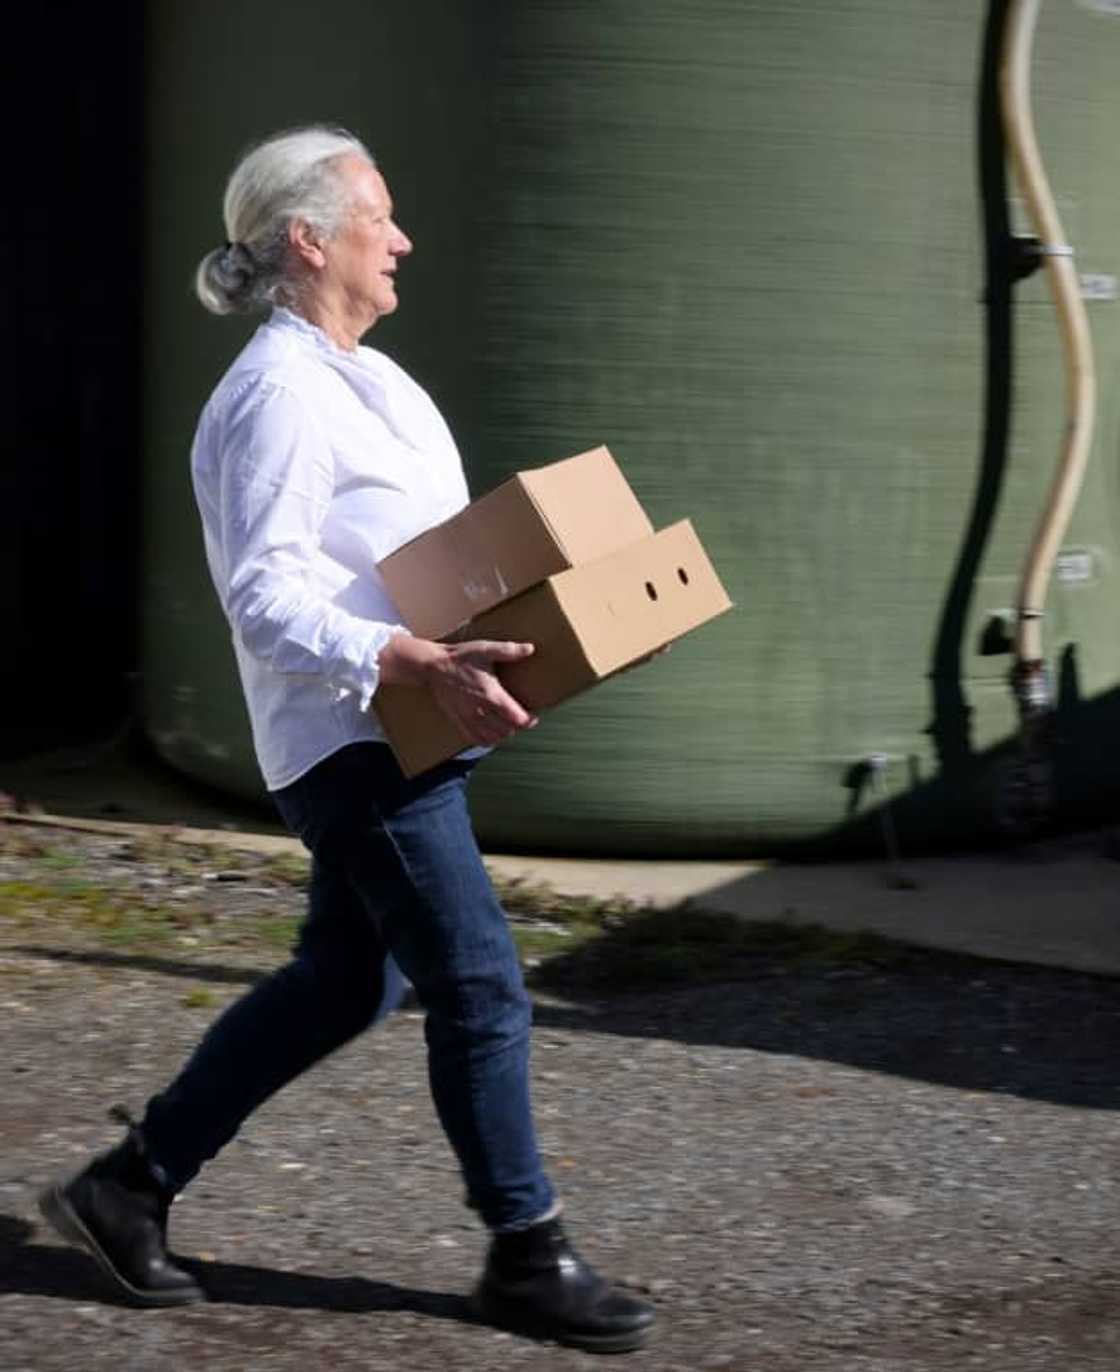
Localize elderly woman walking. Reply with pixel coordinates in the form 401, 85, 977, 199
38, 126, 654, 1354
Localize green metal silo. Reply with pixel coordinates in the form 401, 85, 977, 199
142, 1, 1120, 855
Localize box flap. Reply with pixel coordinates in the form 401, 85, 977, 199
519, 446, 653, 566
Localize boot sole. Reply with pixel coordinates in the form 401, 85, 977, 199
471, 1288, 653, 1354
37, 1185, 206, 1308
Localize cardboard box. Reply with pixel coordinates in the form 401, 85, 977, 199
375, 519, 733, 778
378, 446, 653, 638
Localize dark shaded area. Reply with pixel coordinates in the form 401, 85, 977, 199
805, 662, 1120, 860
531, 936, 1120, 1111
793, 0, 1120, 863
11, 945, 266, 988
874, 0, 1120, 862
0, 725, 284, 834
4, 926, 1119, 1112
0, 1213, 468, 1321
179, 1257, 466, 1321
1, 4, 145, 760
926, 0, 1015, 787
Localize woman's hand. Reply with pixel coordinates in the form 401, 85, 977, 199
377, 633, 539, 747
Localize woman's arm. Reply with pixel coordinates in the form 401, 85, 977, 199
210, 379, 536, 745
213, 379, 402, 708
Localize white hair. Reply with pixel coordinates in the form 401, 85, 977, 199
195, 125, 374, 315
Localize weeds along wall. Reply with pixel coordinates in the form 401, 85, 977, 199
142, 1, 1120, 856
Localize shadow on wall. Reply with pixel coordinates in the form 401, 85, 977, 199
810, 645, 1120, 860
924, 0, 1017, 799
801, 1, 1114, 862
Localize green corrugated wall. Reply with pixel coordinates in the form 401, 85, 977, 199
142, 2, 1120, 855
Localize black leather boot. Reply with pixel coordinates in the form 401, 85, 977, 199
37, 1108, 204, 1307
472, 1216, 655, 1352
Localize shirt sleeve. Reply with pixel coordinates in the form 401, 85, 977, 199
213, 378, 408, 710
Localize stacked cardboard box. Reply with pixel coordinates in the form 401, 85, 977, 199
373, 446, 732, 777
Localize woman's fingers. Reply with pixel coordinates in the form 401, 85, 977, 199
425, 640, 539, 742
440, 640, 538, 734
460, 689, 538, 739
484, 686, 537, 730
470, 639, 535, 665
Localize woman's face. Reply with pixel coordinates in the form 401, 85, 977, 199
319, 156, 413, 325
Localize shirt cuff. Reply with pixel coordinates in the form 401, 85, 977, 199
360, 625, 412, 713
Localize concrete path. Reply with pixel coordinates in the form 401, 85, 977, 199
488, 841, 1120, 977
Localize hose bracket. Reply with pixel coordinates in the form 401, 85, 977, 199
1008, 235, 1075, 281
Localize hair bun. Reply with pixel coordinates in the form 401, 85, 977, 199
195, 243, 257, 316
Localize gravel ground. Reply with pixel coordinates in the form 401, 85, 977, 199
2, 825, 1120, 1371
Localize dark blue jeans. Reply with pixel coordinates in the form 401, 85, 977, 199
141, 742, 555, 1232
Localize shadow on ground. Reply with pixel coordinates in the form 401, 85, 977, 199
6, 934, 1118, 1113
0, 1214, 469, 1322
530, 949, 1120, 1111
11, 945, 265, 987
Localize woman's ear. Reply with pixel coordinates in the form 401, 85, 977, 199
289, 218, 327, 270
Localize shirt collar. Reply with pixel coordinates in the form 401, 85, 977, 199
268, 304, 390, 388
268, 305, 353, 356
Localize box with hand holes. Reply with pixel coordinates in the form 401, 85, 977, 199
374, 492, 733, 778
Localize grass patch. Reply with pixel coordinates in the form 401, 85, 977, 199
181, 986, 217, 1009
0, 871, 300, 960
235, 909, 302, 952
493, 875, 915, 991
0, 832, 920, 993
528, 909, 916, 991
257, 850, 311, 889
0, 877, 186, 950
491, 874, 634, 929
38, 848, 84, 873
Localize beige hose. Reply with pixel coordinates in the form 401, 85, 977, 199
999, 0, 1097, 668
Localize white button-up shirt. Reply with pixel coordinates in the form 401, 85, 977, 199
190, 307, 470, 790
